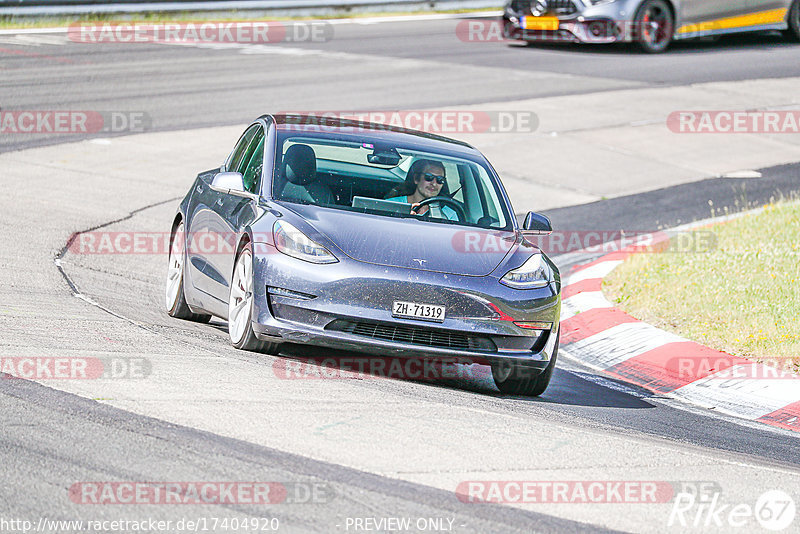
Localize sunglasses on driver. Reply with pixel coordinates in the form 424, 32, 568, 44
418, 172, 446, 185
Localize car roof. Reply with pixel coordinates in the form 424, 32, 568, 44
266, 114, 481, 157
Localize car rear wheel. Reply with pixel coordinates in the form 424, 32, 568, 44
784, 0, 800, 41
165, 221, 211, 323
229, 243, 280, 354
633, 0, 674, 53
491, 334, 559, 396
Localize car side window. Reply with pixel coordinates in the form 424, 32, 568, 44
226, 124, 259, 174
240, 131, 265, 194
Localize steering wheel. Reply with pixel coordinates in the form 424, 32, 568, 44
416, 196, 466, 222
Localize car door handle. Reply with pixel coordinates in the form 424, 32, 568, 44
196, 184, 204, 194
215, 198, 224, 206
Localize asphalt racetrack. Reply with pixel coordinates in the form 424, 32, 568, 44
1, 14, 800, 534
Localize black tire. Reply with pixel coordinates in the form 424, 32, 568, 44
492, 333, 559, 396
783, 0, 800, 41
166, 221, 211, 323
633, 0, 674, 53
229, 242, 281, 355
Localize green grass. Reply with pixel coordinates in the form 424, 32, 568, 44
604, 201, 800, 371
0, 7, 500, 29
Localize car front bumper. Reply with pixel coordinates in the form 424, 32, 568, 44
503, 0, 641, 44
250, 243, 561, 371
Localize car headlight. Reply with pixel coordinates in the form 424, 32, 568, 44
273, 221, 338, 264
500, 253, 552, 289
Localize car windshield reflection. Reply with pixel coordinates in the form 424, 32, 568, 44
273, 135, 511, 230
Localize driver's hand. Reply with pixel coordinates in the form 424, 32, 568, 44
410, 202, 429, 215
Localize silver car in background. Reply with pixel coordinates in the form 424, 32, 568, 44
503, 0, 800, 52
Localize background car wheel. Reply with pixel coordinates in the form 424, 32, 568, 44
633, 0, 674, 53
491, 334, 559, 396
783, 0, 800, 41
165, 221, 211, 323
228, 242, 280, 354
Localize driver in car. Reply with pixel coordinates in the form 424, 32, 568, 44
385, 159, 458, 221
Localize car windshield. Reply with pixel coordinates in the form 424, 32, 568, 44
272, 133, 512, 230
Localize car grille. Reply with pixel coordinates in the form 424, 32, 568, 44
327, 319, 497, 352
521, 29, 579, 42
510, 0, 578, 16
549, 0, 578, 15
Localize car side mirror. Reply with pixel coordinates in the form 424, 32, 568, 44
209, 172, 252, 198
523, 212, 552, 234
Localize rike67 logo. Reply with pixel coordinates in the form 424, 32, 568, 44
669, 486, 796, 531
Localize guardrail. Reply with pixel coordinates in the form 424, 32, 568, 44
0, 0, 502, 16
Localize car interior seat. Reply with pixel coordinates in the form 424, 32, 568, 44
279, 144, 334, 205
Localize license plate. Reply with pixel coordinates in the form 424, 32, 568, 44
392, 301, 446, 322
521, 16, 559, 31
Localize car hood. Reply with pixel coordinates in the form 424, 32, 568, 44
283, 204, 518, 276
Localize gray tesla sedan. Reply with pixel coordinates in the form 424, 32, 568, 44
165, 115, 561, 396
503, 0, 800, 52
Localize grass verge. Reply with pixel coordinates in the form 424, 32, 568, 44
603, 201, 800, 372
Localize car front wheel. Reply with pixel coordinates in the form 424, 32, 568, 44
229, 242, 280, 354
491, 334, 559, 396
784, 0, 800, 41
633, 0, 674, 53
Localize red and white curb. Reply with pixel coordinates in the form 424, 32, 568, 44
558, 230, 800, 435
